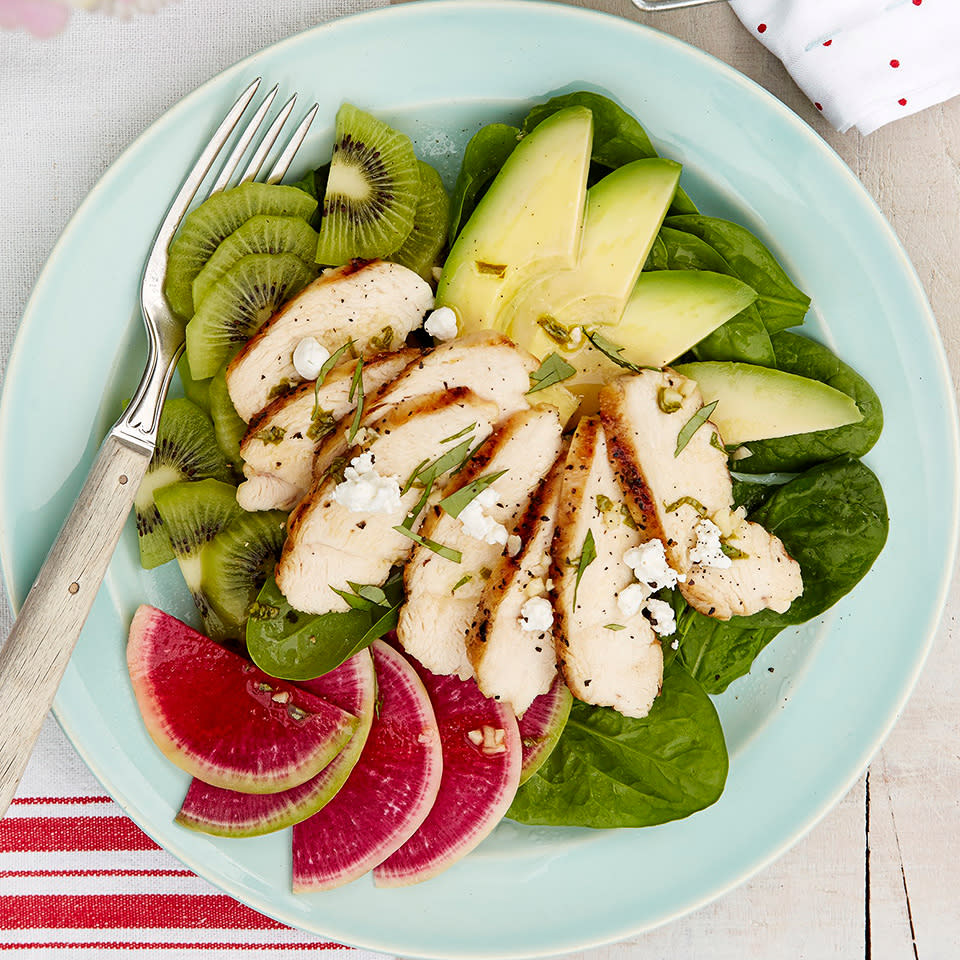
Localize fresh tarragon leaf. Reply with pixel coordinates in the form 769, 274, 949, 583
528, 352, 577, 394
347, 359, 364, 444
312, 340, 353, 420
393, 525, 462, 563
439, 469, 508, 519
584, 330, 658, 375
675, 400, 719, 457
572, 528, 597, 610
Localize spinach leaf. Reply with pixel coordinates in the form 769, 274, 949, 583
677, 457, 888, 691
246, 572, 403, 681
288, 165, 329, 229
732, 331, 883, 474
521, 91, 698, 214
651, 227, 775, 366
665, 215, 810, 333
448, 123, 520, 244
506, 661, 727, 827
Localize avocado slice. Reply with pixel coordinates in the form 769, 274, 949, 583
435, 106, 593, 334
674, 361, 863, 444
502, 157, 681, 346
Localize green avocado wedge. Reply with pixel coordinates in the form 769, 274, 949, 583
674, 359, 863, 445
436, 106, 593, 333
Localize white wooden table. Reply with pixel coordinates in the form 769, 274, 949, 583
521, 3, 960, 958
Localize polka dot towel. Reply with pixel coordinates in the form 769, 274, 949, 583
728, 0, 960, 134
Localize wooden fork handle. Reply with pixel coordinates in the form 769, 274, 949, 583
0, 434, 152, 815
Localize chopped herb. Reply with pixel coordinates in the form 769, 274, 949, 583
657, 386, 684, 414
585, 330, 656, 374
572, 529, 597, 610
399, 438, 475, 528
330, 580, 391, 610
318, 341, 352, 387
347, 359, 364, 444
306, 408, 337, 442
441, 422, 477, 444
452, 435, 488, 475
604, 623, 626, 631
439, 469, 508, 519
326, 456, 349, 484
479, 566, 492, 581
475, 260, 507, 277
537, 316, 573, 345
401, 458, 430, 496
720, 542, 749, 560
620, 503, 638, 530
710, 432, 727, 453
247, 600, 281, 621
527, 352, 577, 394
675, 400, 719, 457
393, 525, 462, 563
368, 325, 394, 353
253, 425, 286, 445
268, 378, 296, 401
424, 438, 475, 481
451, 574, 472, 594
665, 495, 708, 516
595, 494, 615, 514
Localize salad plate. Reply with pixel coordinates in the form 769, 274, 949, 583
1, 1, 957, 956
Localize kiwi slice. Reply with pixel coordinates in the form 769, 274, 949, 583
192, 215, 319, 309
135, 398, 234, 569
154, 478, 241, 641
315, 103, 421, 265
389, 161, 450, 280
177, 354, 211, 413
184, 252, 316, 380
200, 509, 288, 641
209, 362, 247, 474
165, 182, 317, 319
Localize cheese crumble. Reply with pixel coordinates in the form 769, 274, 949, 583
333, 452, 402, 514
292, 336, 331, 380
458, 486, 508, 546
519, 596, 554, 633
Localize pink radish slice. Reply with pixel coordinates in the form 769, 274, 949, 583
176, 650, 376, 837
292, 640, 442, 892
373, 654, 522, 888
127, 605, 357, 794
517, 676, 573, 785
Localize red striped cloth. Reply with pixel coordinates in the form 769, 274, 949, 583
1, 717, 390, 959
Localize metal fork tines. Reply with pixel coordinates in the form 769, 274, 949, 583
0, 79, 318, 817
120, 79, 319, 452
631, 0, 723, 11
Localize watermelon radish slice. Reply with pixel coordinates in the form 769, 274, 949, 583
292, 640, 442, 892
373, 654, 522, 888
128, 605, 358, 794
517, 676, 573, 785
175, 650, 377, 837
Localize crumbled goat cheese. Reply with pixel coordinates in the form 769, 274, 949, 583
458, 485, 507, 546
519, 596, 554, 633
292, 336, 331, 380
568, 325, 583, 346
423, 306, 459, 341
333, 452, 402, 514
617, 582, 649, 618
670, 638, 680, 650
624, 539, 685, 591
644, 598, 676, 637
507, 533, 522, 557
689, 518, 732, 569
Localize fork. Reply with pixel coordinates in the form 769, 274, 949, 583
0, 78, 318, 816
630, 0, 723, 10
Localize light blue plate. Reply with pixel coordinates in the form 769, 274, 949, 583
1, 2, 957, 957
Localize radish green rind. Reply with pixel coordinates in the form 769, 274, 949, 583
517, 677, 573, 786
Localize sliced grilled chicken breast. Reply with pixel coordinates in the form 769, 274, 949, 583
276, 387, 499, 615
466, 444, 566, 716
398, 407, 564, 681
308, 330, 538, 486
226, 260, 433, 421
236, 349, 418, 512
599, 370, 802, 620
551, 418, 663, 719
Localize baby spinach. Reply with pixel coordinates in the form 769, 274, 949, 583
732, 332, 883, 474
246, 572, 403, 681
522, 90, 697, 213
506, 662, 727, 828
665, 215, 810, 333
448, 123, 521, 244
676, 457, 888, 692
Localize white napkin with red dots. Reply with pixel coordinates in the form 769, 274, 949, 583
728, 0, 960, 133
